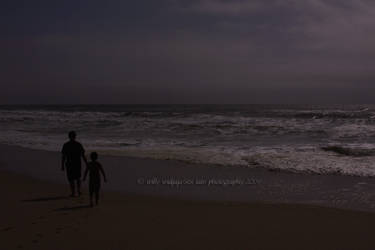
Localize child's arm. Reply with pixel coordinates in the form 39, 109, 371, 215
83, 164, 89, 181
99, 164, 107, 182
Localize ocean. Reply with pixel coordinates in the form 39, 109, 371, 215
1, 104, 375, 177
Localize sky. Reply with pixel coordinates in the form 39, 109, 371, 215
1, 0, 375, 104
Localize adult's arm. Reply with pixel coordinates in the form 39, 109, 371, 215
61, 154, 66, 171
99, 164, 107, 182
81, 144, 88, 165
61, 145, 66, 171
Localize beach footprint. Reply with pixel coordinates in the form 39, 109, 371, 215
35, 233, 43, 238
55, 227, 63, 234
2, 226, 13, 231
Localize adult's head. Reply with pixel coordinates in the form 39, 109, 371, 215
68, 131, 76, 141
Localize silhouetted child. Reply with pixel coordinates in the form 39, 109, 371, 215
83, 152, 107, 207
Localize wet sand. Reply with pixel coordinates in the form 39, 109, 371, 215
1, 144, 375, 212
1, 144, 375, 249
2, 170, 375, 249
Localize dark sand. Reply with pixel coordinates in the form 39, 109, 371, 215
2, 144, 375, 212
1, 144, 375, 249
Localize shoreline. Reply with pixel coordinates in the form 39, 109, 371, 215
1, 143, 375, 212
3, 142, 375, 179
2, 144, 375, 249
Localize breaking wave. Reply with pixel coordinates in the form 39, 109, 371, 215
2, 104, 375, 177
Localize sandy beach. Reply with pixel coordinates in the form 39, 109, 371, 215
4, 0, 375, 247
1, 144, 375, 249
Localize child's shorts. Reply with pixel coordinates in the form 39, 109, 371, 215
89, 180, 100, 193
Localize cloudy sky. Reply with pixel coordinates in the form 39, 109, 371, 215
2, 0, 375, 104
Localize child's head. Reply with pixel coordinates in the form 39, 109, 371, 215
90, 152, 98, 161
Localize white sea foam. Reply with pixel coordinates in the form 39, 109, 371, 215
2, 106, 375, 177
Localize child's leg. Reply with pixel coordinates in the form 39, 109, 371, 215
69, 180, 75, 197
95, 191, 99, 205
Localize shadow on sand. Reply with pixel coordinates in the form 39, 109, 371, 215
22, 196, 69, 202
54, 205, 91, 211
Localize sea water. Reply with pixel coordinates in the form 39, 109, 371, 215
1, 104, 375, 176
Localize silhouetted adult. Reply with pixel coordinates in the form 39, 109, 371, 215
61, 131, 87, 197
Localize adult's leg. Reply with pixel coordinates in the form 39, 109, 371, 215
67, 168, 75, 197
77, 179, 81, 196
69, 180, 75, 197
